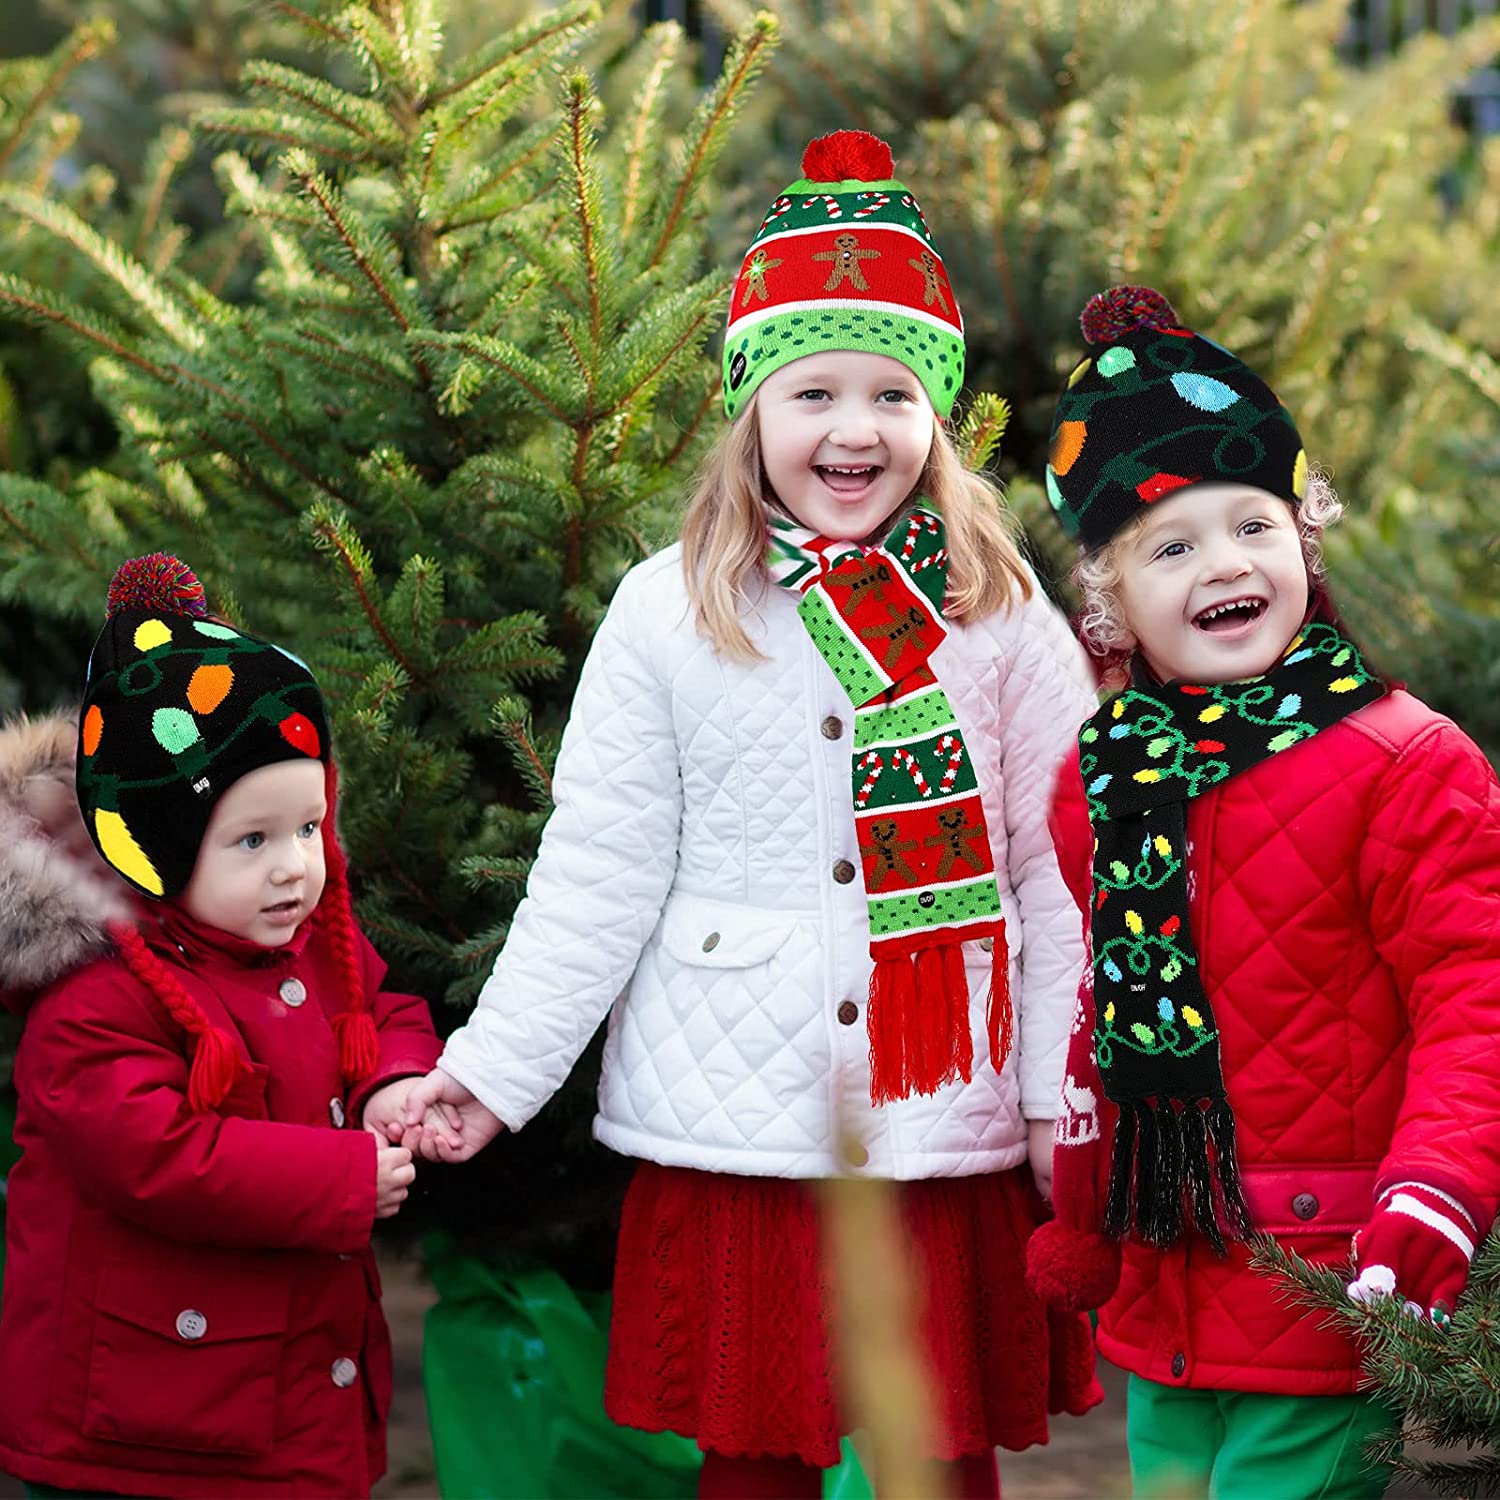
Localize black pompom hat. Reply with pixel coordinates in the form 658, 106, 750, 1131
76, 553, 330, 899
1045, 286, 1308, 551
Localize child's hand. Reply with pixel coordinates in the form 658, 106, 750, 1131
1027, 1118, 1055, 1202
1347, 1182, 1477, 1327
402, 1068, 505, 1163
361, 1076, 464, 1144
372, 1132, 416, 1219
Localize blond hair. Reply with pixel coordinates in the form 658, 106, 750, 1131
680, 396, 1034, 660
1073, 471, 1344, 659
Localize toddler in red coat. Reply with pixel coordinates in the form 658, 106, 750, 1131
1027, 287, 1500, 1499
0, 554, 447, 1499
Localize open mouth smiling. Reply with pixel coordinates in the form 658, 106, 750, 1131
1192, 596, 1268, 633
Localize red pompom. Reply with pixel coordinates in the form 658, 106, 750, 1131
1080, 285, 1182, 346
800, 129, 895, 183
1025, 1219, 1123, 1312
105, 552, 208, 620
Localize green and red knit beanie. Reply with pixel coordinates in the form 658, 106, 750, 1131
1045, 286, 1308, 551
76, 553, 331, 900
722, 130, 965, 420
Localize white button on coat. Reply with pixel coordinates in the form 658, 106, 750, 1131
175, 1309, 207, 1341
279, 977, 307, 1007
329, 1097, 346, 1128
331, 1357, 358, 1387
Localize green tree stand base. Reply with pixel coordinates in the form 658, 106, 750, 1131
422, 1244, 871, 1499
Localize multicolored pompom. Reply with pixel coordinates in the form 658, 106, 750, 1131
1080, 285, 1183, 346
105, 553, 208, 621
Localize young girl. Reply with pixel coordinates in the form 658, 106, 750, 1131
0, 554, 445, 1499
1027, 286, 1500, 1498
398, 131, 1101, 1498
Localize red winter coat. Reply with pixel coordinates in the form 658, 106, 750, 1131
0, 892, 442, 1498
1039, 690, 1500, 1395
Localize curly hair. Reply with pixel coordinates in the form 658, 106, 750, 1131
1073, 474, 1344, 665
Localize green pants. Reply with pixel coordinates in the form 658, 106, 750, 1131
1127, 1375, 1400, 1500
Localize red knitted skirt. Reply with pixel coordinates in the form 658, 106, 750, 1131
603, 1163, 1101, 1468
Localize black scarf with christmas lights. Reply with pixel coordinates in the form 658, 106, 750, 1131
1080, 623, 1384, 1251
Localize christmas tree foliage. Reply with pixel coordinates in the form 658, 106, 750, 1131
0, 0, 777, 1265
1257, 1233, 1500, 1495
711, 0, 1500, 753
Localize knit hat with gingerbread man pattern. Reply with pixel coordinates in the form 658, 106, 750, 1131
723, 130, 964, 420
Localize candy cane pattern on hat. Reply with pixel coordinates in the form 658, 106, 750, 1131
802, 193, 842, 218
760, 195, 793, 230
901, 193, 932, 240
935, 733, 966, 794
854, 191, 891, 218
855, 751, 885, 809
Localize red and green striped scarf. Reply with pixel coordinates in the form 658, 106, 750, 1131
767, 504, 1011, 1105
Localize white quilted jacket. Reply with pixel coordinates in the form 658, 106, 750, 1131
438, 543, 1096, 1179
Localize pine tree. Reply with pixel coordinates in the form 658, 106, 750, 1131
1257, 1233, 1500, 1495
0, 0, 777, 1269
709, 0, 1500, 753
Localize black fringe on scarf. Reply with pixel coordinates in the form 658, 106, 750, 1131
1104, 1097, 1252, 1254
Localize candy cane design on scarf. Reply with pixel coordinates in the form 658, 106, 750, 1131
767, 504, 1011, 1105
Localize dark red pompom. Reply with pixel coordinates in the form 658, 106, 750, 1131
1080, 285, 1182, 346
800, 129, 895, 183
105, 552, 208, 620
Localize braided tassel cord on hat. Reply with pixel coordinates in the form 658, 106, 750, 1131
108, 921, 251, 1112
318, 761, 378, 1087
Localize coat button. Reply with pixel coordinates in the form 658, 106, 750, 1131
1292, 1192, 1319, 1221
702, 932, 720, 953
331, 1357, 359, 1388
1171, 1352, 1186, 1378
176, 1309, 208, 1341
821, 715, 844, 741
978, 936, 994, 953
845, 1142, 870, 1169
832, 859, 856, 885
837, 1000, 859, 1026
329, 1097, 346, 1128
279, 977, 307, 1007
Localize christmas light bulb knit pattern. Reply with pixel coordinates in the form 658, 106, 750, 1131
1081, 623, 1384, 1249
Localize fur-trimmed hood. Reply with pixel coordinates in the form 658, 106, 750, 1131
0, 711, 132, 1011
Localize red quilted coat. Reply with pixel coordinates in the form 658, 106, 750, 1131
1038, 689, 1500, 1394
0, 900, 442, 1497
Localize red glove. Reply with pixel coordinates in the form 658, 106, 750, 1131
1347, 1181, 1480, 1328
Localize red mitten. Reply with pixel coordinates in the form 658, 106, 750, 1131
1024, 964, 1122, 1312
1347, 1181, 1480, 1327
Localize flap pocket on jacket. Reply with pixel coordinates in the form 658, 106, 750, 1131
659, 893, 802, 969
83, 1258, 289, 1455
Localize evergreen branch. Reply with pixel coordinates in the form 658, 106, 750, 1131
281, 150, 431, 381
409, 331, 574, 420
618, 24, 682, 240
193, 107, 370, 164
0, 273, 176, 382
431, 0, 599, 106
665, 379, 723, 469
492, 696, 555, 808
599, 277, 723, 413
0, 187, 208, 350
955, 393, 1011, 472
564, 75, 605, 351
305, 504, 415, 677
645, 12, 779, 270
240, 60, 403, 149
131, 127, 193, 259
0, 18, 113, 176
